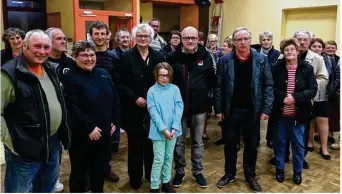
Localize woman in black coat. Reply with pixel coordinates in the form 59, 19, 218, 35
116, 23, 164, 190
272, 38, 317, 185
63, 41, 119, 193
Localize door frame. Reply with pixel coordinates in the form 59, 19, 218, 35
73, 0, 137, 41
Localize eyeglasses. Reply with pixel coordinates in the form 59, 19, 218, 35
136, 34, 150, 40
171, 37, 180, 40
78, 53, 96, 59
297, 38, 309, 43
234, 37, 251, 42
158, 74, 169, 79
208, 40, 217, 43
182, 37, 199, 41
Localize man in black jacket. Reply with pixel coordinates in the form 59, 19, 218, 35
1, 29, 71, 192
167, 26, 216, 189
215, 27, 273, 192
89, 21, 120, 183
114, 28, 131, 59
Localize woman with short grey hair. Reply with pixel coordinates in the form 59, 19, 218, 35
117, 23, 165, 190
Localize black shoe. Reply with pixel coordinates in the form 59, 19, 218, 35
303, 160, 309, 169
162, 182, 175, 193
245, 177, 262, 193
267, 140, 273, 148
307, 146, 314, 152
130, 183, 141, 190
314, 135, 320, 142
293, 173, 302, 185
214, 138, 225, 145
328, 136, 336, 144
193, 173, 208, 188
216, 174, 236, 188
172, 173, 185, 188
285, 156, 290, 163
150, 188, 160, 193
275, 169, 285, 183
319, 147, 331, 160
269, 157, 275, 165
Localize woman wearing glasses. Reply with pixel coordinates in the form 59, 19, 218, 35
160, 30, 181, 58
63, 41, 120, 192
116, 23, 165, 190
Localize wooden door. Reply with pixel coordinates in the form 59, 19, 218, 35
74, 14, 108, 42
180, 5, 199, 31
47, 12, 61, 29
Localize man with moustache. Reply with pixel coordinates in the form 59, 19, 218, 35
88, 21, 120, 183
167, 26, 216, 188
1, 29, 71, 192
215, 27, 274, 192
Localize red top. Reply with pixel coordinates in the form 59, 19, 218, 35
283, 65, 297, 117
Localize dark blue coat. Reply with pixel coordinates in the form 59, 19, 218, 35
214, 49, 274, 120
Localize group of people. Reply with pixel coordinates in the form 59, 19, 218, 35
0, 16, 340, 193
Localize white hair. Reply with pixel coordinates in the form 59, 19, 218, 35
24, 29, 51, 46
293, 29, 311, 39
208, 34, 218, 41
181, 26, 198, 36
259, 31, 273, 42
232, 27, 252, 39
131, 23, 154, 41
45, 27, 63, 38
115, 28, 131, 42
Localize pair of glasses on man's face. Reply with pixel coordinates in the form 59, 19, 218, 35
182, 37, 199, 41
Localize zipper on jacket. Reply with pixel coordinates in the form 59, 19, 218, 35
37, 83, 49, 163
53, 64, 71, 146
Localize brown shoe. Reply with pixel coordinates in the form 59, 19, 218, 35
105, 171, 120, 183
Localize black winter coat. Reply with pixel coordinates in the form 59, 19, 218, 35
271, 58, 318, 123
116, 46, 164, 130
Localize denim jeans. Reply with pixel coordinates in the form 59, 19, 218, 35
274, 117, 305, 173
150, 138, 177, 189
4, 134, 60, 193
174, 113, 206, 175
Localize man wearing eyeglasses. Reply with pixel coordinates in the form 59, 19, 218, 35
166, 26, 216, 189
215, 27, 274, 192
149, 18, 167, 51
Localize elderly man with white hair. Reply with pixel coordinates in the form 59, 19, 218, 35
116, 23, 165, 190
166, 26, 216, 189
1, 29, 71, 192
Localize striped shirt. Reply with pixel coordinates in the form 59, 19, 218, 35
283, 66, 297, 117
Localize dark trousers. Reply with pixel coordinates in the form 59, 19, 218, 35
224, 109, 260, 179
69, 137, 110, 193
125, 127, 154, 187
105, 127, 121, 173
266, 115, 277, 142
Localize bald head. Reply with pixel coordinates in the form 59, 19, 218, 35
181, 26, 198, 37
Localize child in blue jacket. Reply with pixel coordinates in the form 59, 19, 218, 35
147, 62, 184, 193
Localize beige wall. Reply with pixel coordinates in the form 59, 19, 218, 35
140, 2, 153, 23
46, 0, 74, 39
215, 0, 340, 53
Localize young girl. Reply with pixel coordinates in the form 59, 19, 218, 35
147, 62, 184, 193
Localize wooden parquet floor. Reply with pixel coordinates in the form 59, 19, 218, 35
1, 117, 340, 193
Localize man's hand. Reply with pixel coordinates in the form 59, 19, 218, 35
216, 113, 224, 121
260, 114, 270, 120
135, 97, 147, 108
89, 127, 102, 140
110, 124, 116, 136
162, 130, 172, 140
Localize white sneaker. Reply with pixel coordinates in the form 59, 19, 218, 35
55, 180, 64, 192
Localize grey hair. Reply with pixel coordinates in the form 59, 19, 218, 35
23, 29, 51, 46
259, 31, 273, 42
72, 40, 96, 56
293, 29, 311, 39
45, 27, 63, 38
2, 28, 25, 42
181, 26, 198, 36
131, 23, 154, 41
232, 27, 252, 39
115, 28, 131, 42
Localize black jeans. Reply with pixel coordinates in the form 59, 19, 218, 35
224, 109, 260, 179
69, 137, 110, 193
266, 115, 277, 142
125, 127, 154, 187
